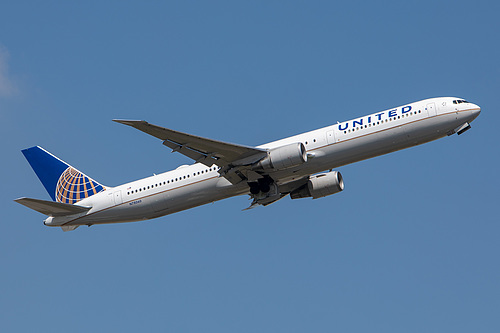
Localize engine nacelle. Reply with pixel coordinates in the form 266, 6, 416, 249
290, 171, 344, 199
254, 143, 307, 171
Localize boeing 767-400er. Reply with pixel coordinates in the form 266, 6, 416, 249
16, 97, 480, 231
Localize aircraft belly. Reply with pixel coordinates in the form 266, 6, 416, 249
76, 204, 149, 224
404, 112, 470, 145
306, 127, 410, 172
61, 176, 246, 226
160, 178, 245, 215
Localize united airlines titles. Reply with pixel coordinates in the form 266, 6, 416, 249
338, 105, 412, 131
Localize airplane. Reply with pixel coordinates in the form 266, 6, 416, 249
15, 97, 480, 231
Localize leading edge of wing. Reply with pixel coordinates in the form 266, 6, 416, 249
113, 119, 267, 166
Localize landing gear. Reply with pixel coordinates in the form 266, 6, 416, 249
245, 176, 283, 209
248, 176, 273, 194
258, 178, 271, 193
249, 182, 260, 194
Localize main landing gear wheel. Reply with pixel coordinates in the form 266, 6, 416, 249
248, 176, 273, 194
249, 182, 260, 194
258, 178, 271, 193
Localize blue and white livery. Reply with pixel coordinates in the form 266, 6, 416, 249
16, 97, 481, 231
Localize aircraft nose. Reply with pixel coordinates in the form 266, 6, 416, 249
470, 104, 481, 119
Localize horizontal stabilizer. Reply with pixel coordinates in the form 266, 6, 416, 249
14, 197, 91, 217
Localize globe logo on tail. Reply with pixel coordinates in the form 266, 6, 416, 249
55, 167, 105, 204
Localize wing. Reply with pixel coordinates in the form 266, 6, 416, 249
113, 120, 268, 183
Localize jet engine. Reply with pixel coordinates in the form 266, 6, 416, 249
254, 142, 307, 171
290, 171, 344, 199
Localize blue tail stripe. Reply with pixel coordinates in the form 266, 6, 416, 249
22, 146, 69, 202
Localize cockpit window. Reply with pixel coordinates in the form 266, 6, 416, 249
453, 99, 469, 104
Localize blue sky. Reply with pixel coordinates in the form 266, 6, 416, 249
1, 1, 499, 332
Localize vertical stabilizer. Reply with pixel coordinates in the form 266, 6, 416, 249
22, 146, 106, 203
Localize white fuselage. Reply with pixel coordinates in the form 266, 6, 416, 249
44, 97, 480, 228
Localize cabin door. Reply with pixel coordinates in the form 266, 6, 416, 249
326, 129, 336, 144
113, 190, 123, 205
426, 103, 437, 117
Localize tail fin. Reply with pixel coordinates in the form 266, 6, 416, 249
22, 146, 107, 204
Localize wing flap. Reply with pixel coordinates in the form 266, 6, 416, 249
61, 225, 80, 232
162, 140, 213, 166
15, 197, 91, 217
